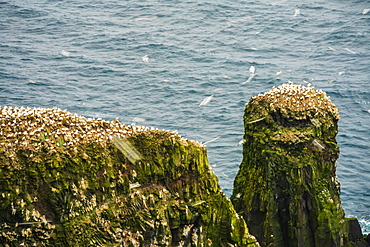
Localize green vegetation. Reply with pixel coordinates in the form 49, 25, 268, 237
1, 83, 367, 247
231, 83, 365, 247
0, 107, 258, 246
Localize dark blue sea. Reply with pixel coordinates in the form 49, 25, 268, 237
1, 0, 370, 233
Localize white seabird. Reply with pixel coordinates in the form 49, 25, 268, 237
242, 66, 256, 85
249, 65, 256, 74
203, 136, 220, 145
61, 50, 70, 57
293, 9, 301, 17
26, 79, 36, 84
142, 55, 149, 62
199, 95, 214, 106
343, 48, 356, 54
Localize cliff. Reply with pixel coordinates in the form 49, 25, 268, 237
1, 83, 368, 247
0, 107, 258, 246
231, 83, 367, 247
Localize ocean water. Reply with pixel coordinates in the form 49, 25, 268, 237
1, 0, 370, 233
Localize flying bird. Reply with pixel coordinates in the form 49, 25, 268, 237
242, 66, 256, 84
199, 95, 214, 106
203, 136, 220, 145
249, 65, 256, 74
343, 48, 356, 54
142, 55, 149, 62
293, 9, 301, 17
112, 136, 142, 164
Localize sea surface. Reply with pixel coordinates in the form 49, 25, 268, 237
1, 0, 370, 233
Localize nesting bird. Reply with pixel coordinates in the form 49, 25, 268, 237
0, 107, 201, 161
250, 83, 339, 119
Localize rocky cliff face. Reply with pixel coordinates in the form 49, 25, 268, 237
0, 107, 258, 246
1, 83, 367, 247
231, 83, 366, 247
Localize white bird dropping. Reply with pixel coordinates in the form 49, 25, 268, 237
199, 95, 214, 106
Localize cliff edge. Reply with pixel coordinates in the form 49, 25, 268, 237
0, 107, 258, 246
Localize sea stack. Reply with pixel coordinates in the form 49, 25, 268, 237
231, 83, 364, 247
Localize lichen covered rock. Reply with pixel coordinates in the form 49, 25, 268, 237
231, 83, 352, 247
0, 106, 258, 246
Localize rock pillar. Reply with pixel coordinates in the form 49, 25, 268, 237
231, 83, 350, 247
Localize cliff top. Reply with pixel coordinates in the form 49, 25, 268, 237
0, 106, 204, 162
249, 83, 339, 119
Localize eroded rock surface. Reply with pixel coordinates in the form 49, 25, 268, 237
0, 106, 258, 246
231, 83, 365, 247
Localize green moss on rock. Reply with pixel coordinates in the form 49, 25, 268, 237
0, 107, 259, 246
231, 83, 360, 247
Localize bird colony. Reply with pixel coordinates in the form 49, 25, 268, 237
0, 106, 197, 161
250, 83, 339, 119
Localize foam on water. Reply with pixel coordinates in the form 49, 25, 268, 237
1, 0, 370, 233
